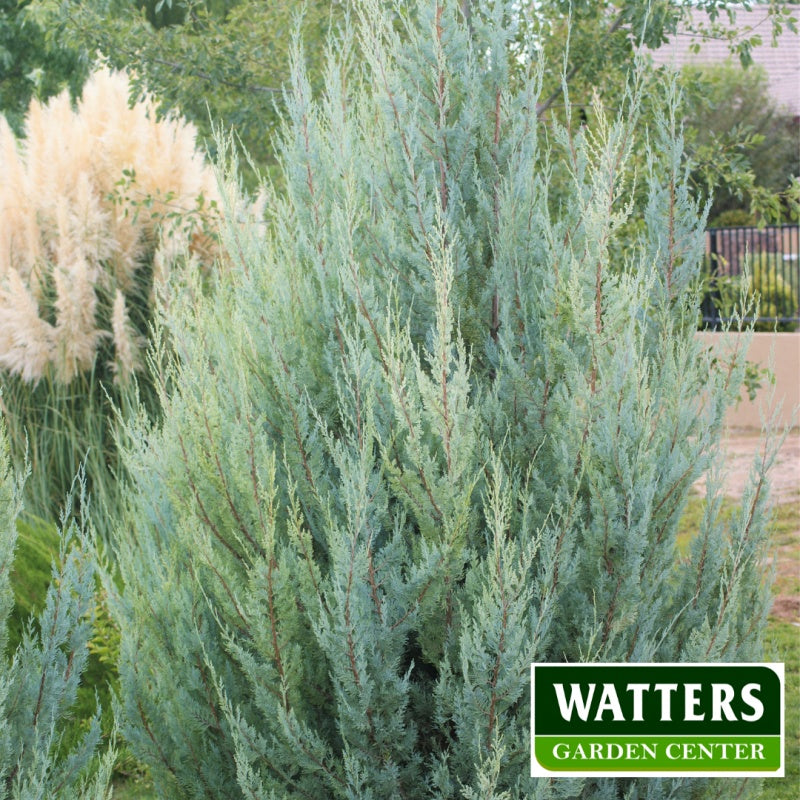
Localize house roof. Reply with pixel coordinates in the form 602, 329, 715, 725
649, 4, 800, 116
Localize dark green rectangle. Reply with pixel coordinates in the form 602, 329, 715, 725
534, 736, 782, 772
533, 665, 781, 735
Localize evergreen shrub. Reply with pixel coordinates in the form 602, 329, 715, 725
111, 2, 778, 797
0, 68, 226, 527
6, 514, 119, 780
0, 415, 113, 799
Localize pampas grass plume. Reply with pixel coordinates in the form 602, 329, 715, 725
0, 68, 223, 385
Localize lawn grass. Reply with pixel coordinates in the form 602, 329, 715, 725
759, 621, 800, 799
760, 496, 800, 799
769, 497, 800, 600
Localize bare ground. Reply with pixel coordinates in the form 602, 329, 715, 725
696, 430, 799, 624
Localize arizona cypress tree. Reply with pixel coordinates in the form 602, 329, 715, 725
110, 2, 777, 797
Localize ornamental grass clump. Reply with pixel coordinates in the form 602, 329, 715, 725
110, 2, 777, 797
0, 68, 224, 526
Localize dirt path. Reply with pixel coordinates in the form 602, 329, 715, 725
697, 430, 799, 624
708, 431, 799, 502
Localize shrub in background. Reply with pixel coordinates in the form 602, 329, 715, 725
708, 208, 755, 228
0, 68, 223, 528
751, 254, 799, 331
5, 515, 60, 658
110, 2, 776, 798
0, 415, 113, 799
705, 251, 799, 332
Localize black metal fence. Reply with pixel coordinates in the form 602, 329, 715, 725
701, 224, 800, 330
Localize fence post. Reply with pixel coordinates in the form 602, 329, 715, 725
708, 228, 720, 329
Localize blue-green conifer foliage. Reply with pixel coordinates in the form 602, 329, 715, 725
110, 2, 777, 797
0, 418, 113, 799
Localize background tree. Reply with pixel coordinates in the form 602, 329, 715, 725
25, 0, 798, 192
0, 0, 88, 134
527, 0, 799, 119
27, 0, 346, 183
679, 59, 800, 225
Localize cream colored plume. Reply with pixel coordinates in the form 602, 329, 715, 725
110, 289, 141, 384
0, 68, 224, 384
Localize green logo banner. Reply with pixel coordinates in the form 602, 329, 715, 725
530, 663, 784, 777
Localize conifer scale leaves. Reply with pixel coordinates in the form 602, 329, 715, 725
111, 2, 775, 798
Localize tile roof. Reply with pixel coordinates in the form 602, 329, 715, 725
648, 4, 800, 116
